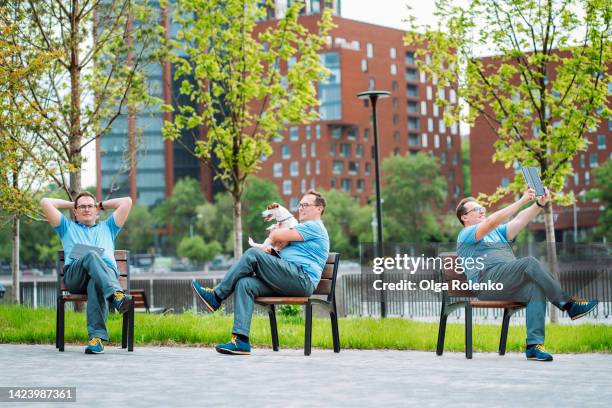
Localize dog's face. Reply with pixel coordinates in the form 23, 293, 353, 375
261, 202, 293, 223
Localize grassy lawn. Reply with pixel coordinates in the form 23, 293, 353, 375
1, 305, 610, 353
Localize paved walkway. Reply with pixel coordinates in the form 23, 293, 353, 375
0, 344, 610, 407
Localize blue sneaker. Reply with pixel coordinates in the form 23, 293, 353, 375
526, 344, 553, 361
215, 335, 251, 355
111, 291, 132, 314
567, 299, 598, 320
85, 337, 104, 354
191, 280, 220, 312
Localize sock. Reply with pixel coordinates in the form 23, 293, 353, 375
234, 333, 249, 343
526, 344, 537, 349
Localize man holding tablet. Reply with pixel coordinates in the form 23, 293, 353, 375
455, 187, 598, 361
41, 192, 133, 354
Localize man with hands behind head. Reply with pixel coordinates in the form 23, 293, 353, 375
456, 187, 598, 361
40, 192, 133, 354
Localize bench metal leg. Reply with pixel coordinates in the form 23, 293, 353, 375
304, 302, 313, 356
58, 298, 65, 352
437, 303, 448, 356
330, 307, 340, 353
128, 301, 135, 352
122, 311, 128, 349
465, 303, 472, 359
55, 297, 60, 349
499, 308, 511, 355
268, 305, 279, 352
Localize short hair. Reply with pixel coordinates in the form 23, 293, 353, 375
74, 191, 97, 209
305, 190, 326, 215
456, 197, 477, 225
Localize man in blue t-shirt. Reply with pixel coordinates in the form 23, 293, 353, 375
41, 192, 133, 354
192, 190, 330, 355
456, 188, 598, 361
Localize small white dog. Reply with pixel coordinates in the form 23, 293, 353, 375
248, 202, 298, 252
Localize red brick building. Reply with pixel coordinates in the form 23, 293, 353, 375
470, 53, 611, 241
255, 8, 465, 211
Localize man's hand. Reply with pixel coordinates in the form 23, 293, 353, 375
520, 188, 536, 204
40, 198, 74, 227
536, 187, 551, 206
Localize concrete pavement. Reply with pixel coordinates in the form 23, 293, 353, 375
1, 344, 610, 407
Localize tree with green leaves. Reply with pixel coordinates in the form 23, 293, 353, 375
177, 236, 222, 266
241, 176, 284, 249
162, 0, 334, 258
406, 0, 610, 321
195, 192, 235, 254
381, 153, 448, 244
1, 1, 161, 198
591, 159, 612, 242
115, 204, 156, 253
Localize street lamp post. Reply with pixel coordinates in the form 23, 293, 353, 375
357, 90, 390, 318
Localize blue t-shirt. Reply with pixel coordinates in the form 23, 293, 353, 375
54, 214, 122, 269
456, 223, 516, 283
280, 220, 330, 286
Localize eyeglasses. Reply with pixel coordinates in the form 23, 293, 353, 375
77, 204, 96, 211
297, 202, 320, 210
464, 206, 485, 215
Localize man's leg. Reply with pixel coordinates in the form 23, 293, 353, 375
85, 278, 110, 341
231, 277, 276, 338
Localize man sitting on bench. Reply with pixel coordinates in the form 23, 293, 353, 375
456, 187, 598, 361
41, 192, 133, 354
192, 190, 330, 355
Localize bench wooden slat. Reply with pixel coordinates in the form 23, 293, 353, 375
321, 264, 334, 279
256, 297, 309, 305
62, 294, 88, 301
313, 279, 332, 295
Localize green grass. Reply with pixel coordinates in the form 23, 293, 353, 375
1, 305, 610, 353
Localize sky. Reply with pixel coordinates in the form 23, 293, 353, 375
82, 1, 458, 188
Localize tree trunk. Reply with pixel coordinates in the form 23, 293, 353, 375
68, 0, 82, 198
233, 196, 243, 259
543, 203, 559, 323
11, 216, 20, 304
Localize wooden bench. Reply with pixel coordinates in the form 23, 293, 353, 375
129, 289, 169, 314
255, 252, 340, 356
437, 252, 525, 359
56, 250, 134, 352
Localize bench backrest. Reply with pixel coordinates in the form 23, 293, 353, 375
57, 250, 130, 294
439, 252, 475, 298
129, 289, 150, 311
313, 252, 340, 301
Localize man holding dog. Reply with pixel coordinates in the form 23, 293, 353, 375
456, 187, 598, 361
192, 190, 329, 355
41, 192, 133, 354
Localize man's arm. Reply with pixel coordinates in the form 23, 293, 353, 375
40, 198, 73, 227
101, 197, 132, 228
268, 228, 303, 244
506, 188, 551, 240
474, 188, 535, 241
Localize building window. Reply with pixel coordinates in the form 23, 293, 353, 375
365, 162, 371, 176
420, 101, 427, 115
427, 118, 434, 132
315, 124, 321, 139
391, 80, 399, 92
597, 134, 606, 150
451, 122, 458, 135
407, 101, 418, 113
390, 64, 397, 75
364, 128, 370, 141
369, 77, 375, 90
454, 185, 461, 198
357, 179, 365, 192
447, 135, 452, 148
366, 43, 374, 58
450, 89, 457, 104
348, 161, 359, 175
281, 144, 290, 159
301, 179, 306, 193
394, 147, 400, 156
341, 178, 352, 192
426, 86, 432, 100
574, 173, 579, 186
434, 134, 440, 148
361, 59, 368, 72
393, 131, 400, 141
393, 114, 400, 125
315, 160, 320, 175
356, 144, 364, 158
300, 143, 306, 158
340, 143, 351, 157
406, 84, 418, 97
347, 127, 357, 140
330, 144, 336, 156
305, 126, 311, 140
290, 126, 299, 141
585, 171, 590, 185
390, 47, 397, 59
422, 133, 428, 147
393, 97, 399, 109
332, 160, 344, 174
405, 51, 415, 65
310, 178, 315, 190
438, 88, 446, 100
408, 133, 419, 147
273, 163, 283, 178
579, 154, 585, 168
283, 180, 292, 195
433, 104, 439, 117
311, 143, 316, 157
319, 52, 341, 120
420, 71, 426, 83
408, 117, 419, 130
405, 68, 418, 81
440, 152, 447, 165
290, 161, 299, 177
453, 152, 459, 165
590, 153, 598, 168
306, 161, 311, 175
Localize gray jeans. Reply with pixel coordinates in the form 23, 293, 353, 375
477, 256, 570, 345
64, 251, 122, 341
215, 248, 315, 337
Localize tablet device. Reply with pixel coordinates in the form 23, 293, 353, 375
521, 166, 545, 197
69, 244, 104, 260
